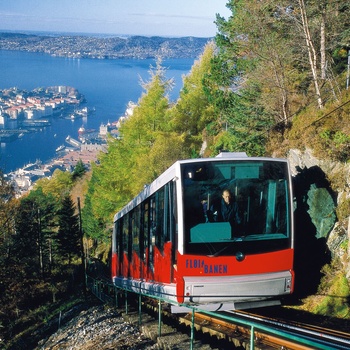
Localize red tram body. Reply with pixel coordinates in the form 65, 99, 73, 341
111, 153, 294, 312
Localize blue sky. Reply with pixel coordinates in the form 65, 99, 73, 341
0, 0, 231, 37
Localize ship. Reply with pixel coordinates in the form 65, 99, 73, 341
56, 145, 65, 152
65, 135, 81, 148
78, 125, 96, 137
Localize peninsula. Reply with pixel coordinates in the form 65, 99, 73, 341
0, 32, 210, 59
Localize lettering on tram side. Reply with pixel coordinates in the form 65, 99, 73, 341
185, 259, 228, 274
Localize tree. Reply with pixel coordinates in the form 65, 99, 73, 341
72, 159, 86, 180
35, 169, 73, 200
12, 188, 57, 278
202, 2, 274, 156
56, 195, 81, 264
262, 1, 350, 110
82, 58, 176, 242
205, 0, 350, 155
0, 172, 17, 265
169, 42, 216, 149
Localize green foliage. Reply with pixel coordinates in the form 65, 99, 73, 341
82, 58, 196, 241
8, 188, 58, 282
281, 90, 350, 161
0, 171, 17, 265
335, 196, 350, 222
203, 2, 283, 156
169, 43, 216, 136
72, 159, 86, 180
35, 169, 73, 200
320, 129, 350, 147
0, 170, 88, 344
56, 195, 81, 264
340, 239, 348, 251
314, 263, 350, 318
212, 0, 350, 157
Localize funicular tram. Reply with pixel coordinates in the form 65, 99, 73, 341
111, 152, 294, 312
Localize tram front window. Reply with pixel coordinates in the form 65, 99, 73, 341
181, 160, 291, 255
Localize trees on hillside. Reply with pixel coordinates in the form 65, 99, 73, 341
169, 42, 217, 156
13, 189, 57, 277
0, 166, 87, 342
82, 59, 190, 239
34, 168, 73, 200
83, 1, 350, 243
209, 0, 350, 154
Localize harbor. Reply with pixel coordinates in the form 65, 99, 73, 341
5, 122, 111, 197
2, 100, 134, 197
0, 86, 87, 143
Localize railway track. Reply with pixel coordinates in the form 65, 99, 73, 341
178, 309, 350, 349
129, 295, 350, 349
88, 276, 349, 349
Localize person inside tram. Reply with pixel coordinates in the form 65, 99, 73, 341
207, 189, 241, 230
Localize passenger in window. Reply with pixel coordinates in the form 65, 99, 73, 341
208, 189, 241, 228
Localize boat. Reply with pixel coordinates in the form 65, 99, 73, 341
56, 145, 65, 152
78, 126, 85, 135
78, 125, 96, 139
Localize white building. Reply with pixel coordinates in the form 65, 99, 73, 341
24, 108, 41, 119
0, 112, 7, 129
99, 123, 108, 137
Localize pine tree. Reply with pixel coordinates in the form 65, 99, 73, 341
57, 195, 81, 265
72, 159, 86, 180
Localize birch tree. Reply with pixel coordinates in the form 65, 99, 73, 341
297, 0, 324, 108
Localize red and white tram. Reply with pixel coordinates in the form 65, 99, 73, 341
111, 152, 294, 312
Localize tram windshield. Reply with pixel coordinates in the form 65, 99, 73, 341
181, 160, 292, 255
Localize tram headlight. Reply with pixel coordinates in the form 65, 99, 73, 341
235, 251, 245, 262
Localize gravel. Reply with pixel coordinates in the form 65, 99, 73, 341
35, 304, 213, 350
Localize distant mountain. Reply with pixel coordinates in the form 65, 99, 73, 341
0, 32, 211, 59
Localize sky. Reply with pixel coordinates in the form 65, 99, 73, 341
0, 0, 231, 37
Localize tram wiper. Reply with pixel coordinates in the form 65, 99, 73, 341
207, 245, 228, 257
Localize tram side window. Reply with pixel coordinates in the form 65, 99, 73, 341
157, 188, 165, 249
122, 212, 131, 276
149, 196, 157, 263
148, 184, 175, 255
271, 180, 288, 234
165, 181, 176, 246
149, 191, 164, 250
115, 220, 123, 276
132, 205, 141, 256
143, 201, 149, 263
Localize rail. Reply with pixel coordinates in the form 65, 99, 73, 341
86, 275, 348, 350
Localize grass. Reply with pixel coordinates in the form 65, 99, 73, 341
299, 261, 350, 319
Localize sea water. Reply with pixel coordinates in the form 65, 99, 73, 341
0, 50, 194, 173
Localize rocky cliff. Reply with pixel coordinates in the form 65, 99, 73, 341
287, 148, 350, 292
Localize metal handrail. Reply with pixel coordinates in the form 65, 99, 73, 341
86, 275, 347, 350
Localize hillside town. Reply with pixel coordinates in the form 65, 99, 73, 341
0, 84, 137, 197
0, 85, 84, 141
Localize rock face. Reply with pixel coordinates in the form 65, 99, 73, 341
307, 184, 336, 239
288, 148, 349, 284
